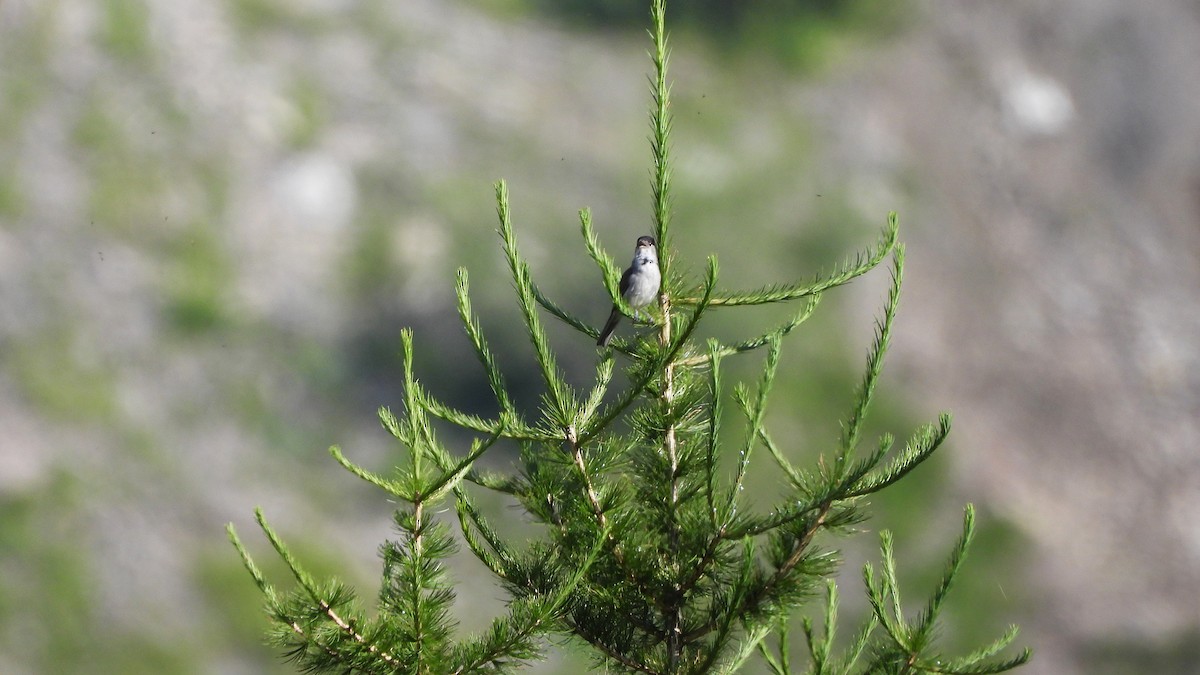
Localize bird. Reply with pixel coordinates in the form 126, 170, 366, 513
597, 235, 660, 347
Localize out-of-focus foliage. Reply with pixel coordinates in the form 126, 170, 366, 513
520, 0, 908, 68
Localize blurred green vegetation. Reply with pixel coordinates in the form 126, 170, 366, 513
285, 76, 329, 150
0, 167, 22, 216
11, 325, 120, 423
226, 0, 337, 36
0, 473, 193, 674
1083, 635, 1200, 675
73, 93, 170, 236
101, 0, 153, 65
164, 225, 233, 335
480, 0, 910, 69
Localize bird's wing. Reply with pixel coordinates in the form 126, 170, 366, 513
617, 264, 634, 297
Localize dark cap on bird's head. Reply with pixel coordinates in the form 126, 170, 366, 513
636, 235, 656, 248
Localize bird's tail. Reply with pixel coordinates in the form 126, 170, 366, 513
597, 306, 622, 346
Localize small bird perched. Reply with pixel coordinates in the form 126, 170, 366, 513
597, 235, 661, 347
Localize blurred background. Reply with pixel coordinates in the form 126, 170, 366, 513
1, 0, 1198, 672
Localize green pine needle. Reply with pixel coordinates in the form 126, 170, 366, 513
455, 267, 520, 425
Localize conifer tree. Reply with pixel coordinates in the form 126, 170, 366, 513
229, 1, 1031, 672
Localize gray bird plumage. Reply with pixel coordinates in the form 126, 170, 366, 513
597, 235, 660, 347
